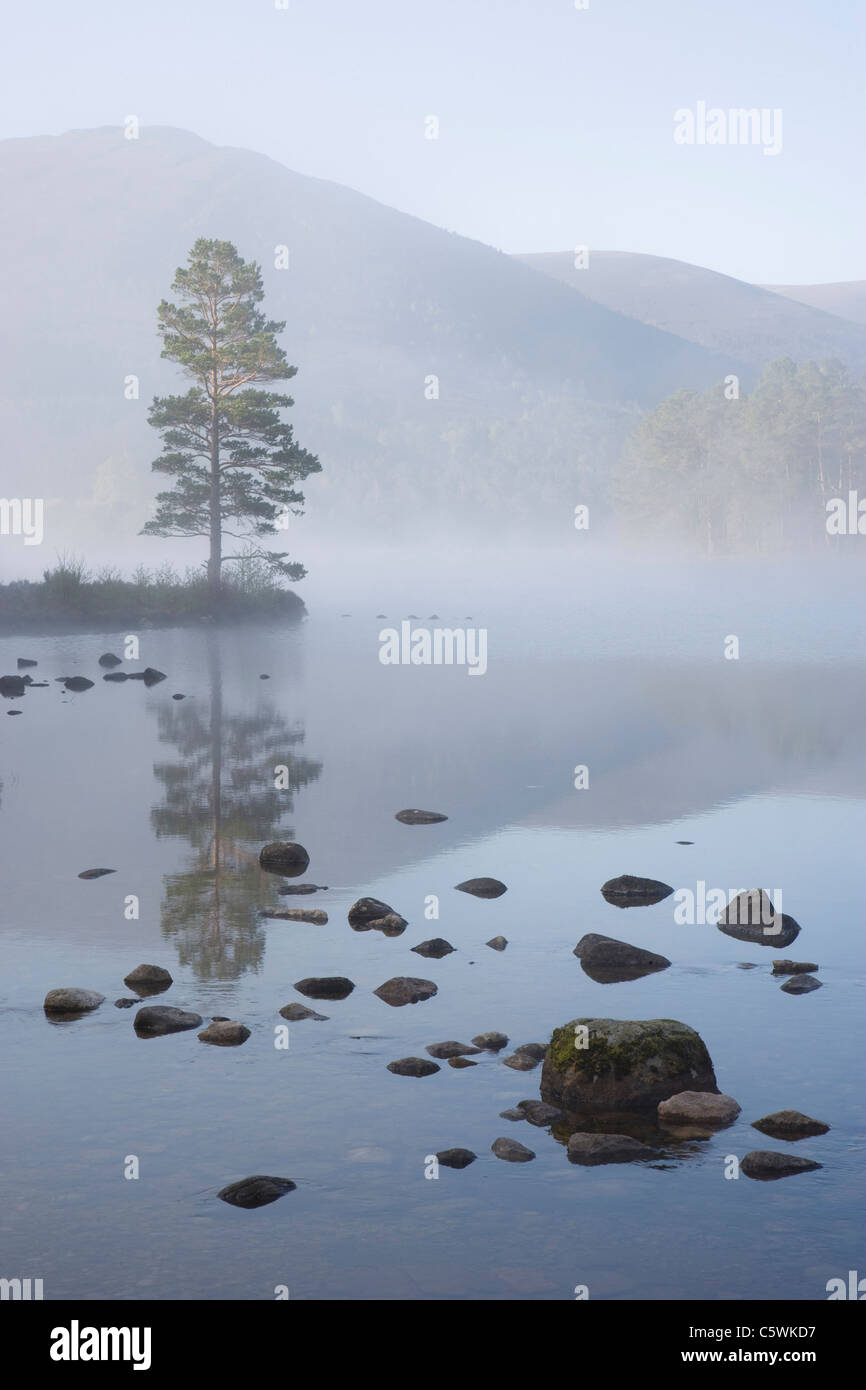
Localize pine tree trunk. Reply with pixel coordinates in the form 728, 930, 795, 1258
208, 382, 221, 608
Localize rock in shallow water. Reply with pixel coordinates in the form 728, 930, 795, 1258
63, 676, 94, 692
455, 877, 507, 898
573, 933, 670, 981
78, 867, 116, 880
657, 1091, 741, 1127
98, 653, 122, 667
374, 977, 438, 1006
198, 1021, 251, 1046
294, 977, 354, 1000
449, 1056, 477, 1069
218, 1175, 296, 1208
751, 1110, 830, 1140
486, 936, 508, 951
517, 1100, 565, 1127
262, 907, 328, 925
134, 1005, 203, 1036
772, 960, 819, 975
717, 890, 801, 948
740, 1150, 822, 1180
472, 1031, 509, 1050
491, 1137, 535, 1162
411, 938, 454, 958
259, 841, 310, 876
541, 1017, 718, 1113
425, 1040, 481, 1059
44, 988, 105, 1014
123, 963, 173, 994
395, 809, 448, 824
436, 1148, 476, 1168
780, 974, 821, 994
387, 1057, 440, 1077
567, 1133, 661, 1165
601, 874, 673, 907
279, 1003, 329, 1021
0, 675, 26, 697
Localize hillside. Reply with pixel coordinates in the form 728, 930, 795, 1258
761, 281, 866, 328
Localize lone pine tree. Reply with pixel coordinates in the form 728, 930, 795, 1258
142, 238, 321, 602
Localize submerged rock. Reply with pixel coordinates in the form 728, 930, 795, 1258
567, 1133, 661, 1165
491, 1137, 535, 1163
218, 1175, 296, 1208
425, 1041, 482, 1059
261, 907, 328, 925
78, 868, 116, 880
114, 998, 139, 1009
455, 877, 507, 898
435, 1148, 476, 1168
740, 1150, 822, 1180
278, 884, 328, 896
499, 1108, 526, 1122
123, 964, 173, 995
601, 874, 674, 907
411, 938, 455, 958
294, 977, 355, 1000
780, 974, 822, 994
134, 1005, 203, 1036
279, 1003, 329, 1021
751, 1110, 830, 1140
541, 1017, 718, 1113
387, 1057, 440, 1077
44, 987, 105, 1014
772, 960, 819, 975
472, 1031, 509, 1050
198, 1021, 251, 1046
374, 977, 438, 1007
259, 842, 310, 876
395, 809, 448, 824
573, 933, 670, 981
657, 1091, 741, 1128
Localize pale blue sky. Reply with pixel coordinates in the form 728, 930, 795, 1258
3, 0, 863, 282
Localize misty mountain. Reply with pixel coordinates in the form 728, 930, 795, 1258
761, 280, 866, 328
0, 126, 739, 560
518, 250, 866, 375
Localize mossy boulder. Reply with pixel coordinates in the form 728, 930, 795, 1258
540, 1017, 718, 1113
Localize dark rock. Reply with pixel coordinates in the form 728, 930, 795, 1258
0, 675, 26, 697
211, 1017, 230, 1022
347, 897, 407, 932
425, 1041, 482, 1059
486, 936, 508, 951
103, 672, 128, 682
133, 1005, 203, 1036
374, 977, 438, 1007
261, 908, 328, 925
172, 693, 186, 700
574, 933, 671, 981
277, 884, 328, 895
717, 890, 800, 947
455, 877, 507, 898
387, 1057, 440, 1077
114, 998, 139, 1009
751, 1110, 830, 1140
740, 1150, 822, 1180
503, 1053, 539, 1071
123, 964, 173, 995
294, 977, 355, 1000
567, 1133, 661, 1165
98, 653, 123, 667
517, 1100, 565, 1127
676, 840, 693, 845
6, 709, 22, 715
780, 974, 821, 994
657, 1091, 741, 1127
491, 1137, 535, 1162
141, 667, 166, 686
601, 874, 674, 907
63, 676, 94, 692
411, 938, 455, 958
259, 673, 270, 679
395, 809, 448, 824
472, 1031, 509, 1050
198, 1021, 251, 1046
78, 868, 116, 880
217, 1175, 296, 1208
449, 1056, 477, 1069
279, 1003, 329, 1021
514, 1043, 546, 1062
772, 960, 819, 975
16, 658, 37, 668
44, 987, 105, 1014
541, 1017, 718, 1113
435, 1148, 476, 1168
736, 962, 760, 969
499, 1108, 526, 1121
259, 842, 310, 876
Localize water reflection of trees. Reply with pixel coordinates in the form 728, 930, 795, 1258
150, 640, 321, 980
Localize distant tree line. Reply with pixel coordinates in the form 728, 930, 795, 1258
614, 358, 866, 552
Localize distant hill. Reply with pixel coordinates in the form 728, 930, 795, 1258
517, 250, 866, 374
0, 126, 741, 563
760, 281, 866, 328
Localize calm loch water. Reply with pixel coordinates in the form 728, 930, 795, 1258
1, 554, 864, 1300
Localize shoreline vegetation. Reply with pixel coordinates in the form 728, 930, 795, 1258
0, 553, 306, 634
